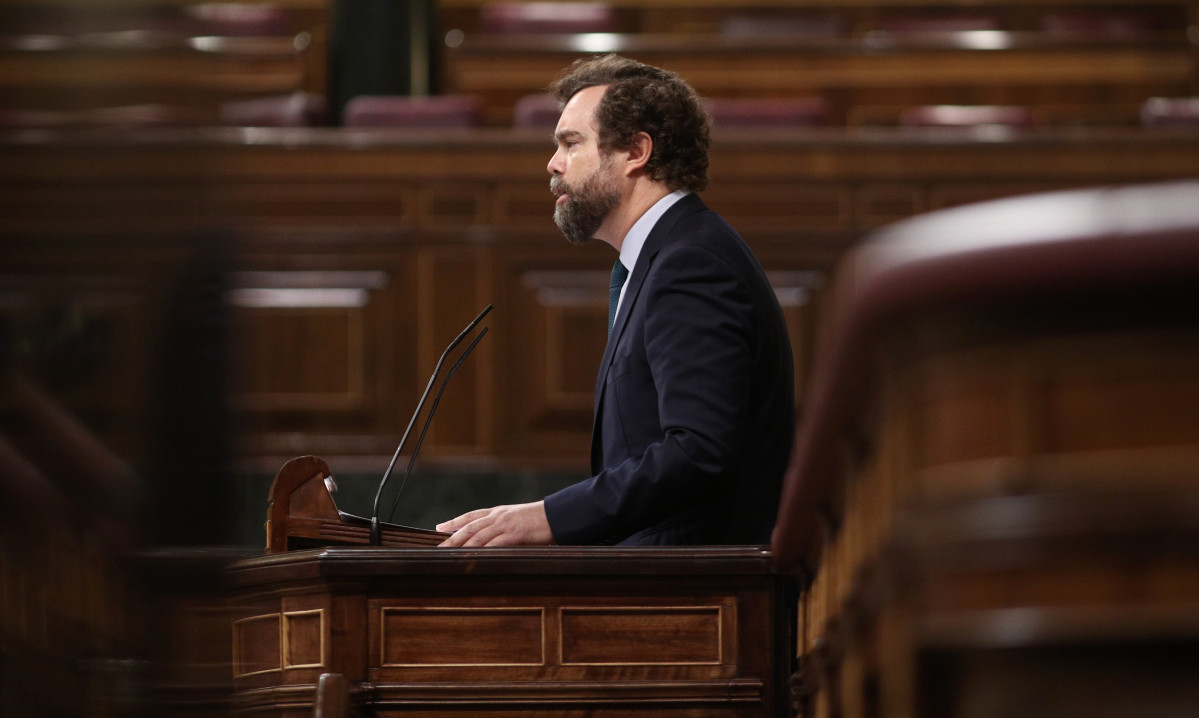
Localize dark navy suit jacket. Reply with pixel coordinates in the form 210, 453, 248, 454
543, 194, 796, 546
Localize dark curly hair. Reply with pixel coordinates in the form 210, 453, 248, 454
548, 54, 710, 192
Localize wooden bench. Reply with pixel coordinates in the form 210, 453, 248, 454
444, 30, 1193, 126
0, 1, 326, 123
772, 179, 1199, 717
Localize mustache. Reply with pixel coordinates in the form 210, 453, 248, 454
550, 176, 569, 196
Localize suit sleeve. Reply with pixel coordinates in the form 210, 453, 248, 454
544, 241, 756, 544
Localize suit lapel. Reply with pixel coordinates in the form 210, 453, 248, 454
590, 194, 708, 465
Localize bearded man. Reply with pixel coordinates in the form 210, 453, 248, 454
438, 55, 795, 547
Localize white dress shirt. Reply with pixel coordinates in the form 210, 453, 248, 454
614, 189, 690, 316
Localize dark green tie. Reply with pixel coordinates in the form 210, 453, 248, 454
608, 259, 628, 335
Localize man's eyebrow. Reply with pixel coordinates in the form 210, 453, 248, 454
553, 129, 583, 144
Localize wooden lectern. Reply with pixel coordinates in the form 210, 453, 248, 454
230, 456, 794, 717
263, 455, 446, 552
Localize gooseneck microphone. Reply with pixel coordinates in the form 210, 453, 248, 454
369, 305, 492, 545
384, 326, 488, 524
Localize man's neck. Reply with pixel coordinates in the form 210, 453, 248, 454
598, 182, 672, 252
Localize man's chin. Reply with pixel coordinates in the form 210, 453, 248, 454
559, 229, 592, 247
554, 215, 594, 246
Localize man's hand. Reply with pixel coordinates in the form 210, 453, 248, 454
436, 500, 556, 547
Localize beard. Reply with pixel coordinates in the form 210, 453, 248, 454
551, 158, 621, 246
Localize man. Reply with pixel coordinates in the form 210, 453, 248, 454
438, 54, 794, 547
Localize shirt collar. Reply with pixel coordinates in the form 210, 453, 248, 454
618, 189, 689, 274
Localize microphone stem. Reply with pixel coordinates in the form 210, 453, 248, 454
368, 305, 492, 544
385, 327, 488, 524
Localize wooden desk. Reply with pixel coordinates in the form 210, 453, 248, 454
228, 546, 793, 717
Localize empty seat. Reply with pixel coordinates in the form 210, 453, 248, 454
342, 94, 484, 128
86, 103, 204, 127
899, 105, 1033, 128
878, 14, 1002, 34
0, 104, 205, 129
220, 92, 325, 127
705, 97, 830, 128
512, 92, 561, 128
183, 3, 292, 37
720, 13, 844, 38
1141, 97, 1199, 127
480, 2, 617, 34
1040, 11, 1161, 39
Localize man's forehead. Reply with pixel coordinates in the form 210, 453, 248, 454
568, 84, 607, 108
557, 85, 606, 131
553, 112, 593, 143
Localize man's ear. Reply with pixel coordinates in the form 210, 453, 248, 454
622, 132, 653, 176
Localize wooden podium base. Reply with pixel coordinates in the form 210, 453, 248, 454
228, 546, 793, 718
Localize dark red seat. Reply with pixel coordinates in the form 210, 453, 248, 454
878, 14, 1002, 34
1140, 97, 1199, 127
85, 103, 204, 127
512, 92, 561, 128
182, 3, 292, 37
220, 92, 326, 127
704, 97, 830, 129
480, 2, 617, 34
1040, 11, 1161, 39
342, 95, 484, 128
719, 13, 844, 38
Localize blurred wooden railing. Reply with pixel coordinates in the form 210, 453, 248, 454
772, 180, 1199, 718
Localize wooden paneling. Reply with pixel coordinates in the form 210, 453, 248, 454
225, 245, 419, 459
909, 331, 1199, 498
560, 605, 727, 665
6, 127, 1199, 470
415, 246, 495, 456
283, 609, 324, 669
217, 183, 415, 227
521, 269, 609, 409
380, 607, 545, 666
233, 613, 282, 679
232, 295, 370, 412
491, 237, 614, 462
705, 183, 852, 232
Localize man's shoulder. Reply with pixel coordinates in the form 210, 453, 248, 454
668, 206, 753, 258
654, 194, 736, 239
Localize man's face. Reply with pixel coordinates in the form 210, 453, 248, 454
548, 85, 621, 246
550, 152, 620, 246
